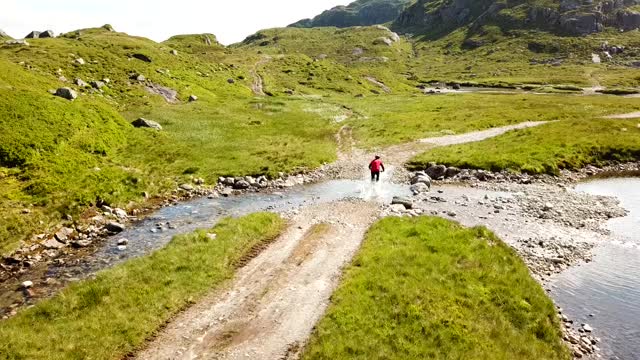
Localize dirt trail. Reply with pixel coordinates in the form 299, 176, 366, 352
136, 120, 569, 359
250, 57, 271, 96
136, 201, 378, 360
605, 111, 640, 119
418, 121, 550, 146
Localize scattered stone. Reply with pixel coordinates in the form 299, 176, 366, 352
74, 78, 88, 87
180, 184, 194, 191
170, 49, 178, 56
72, 240, 92, 248
74, 58, 85, 65
106, 222, 125, 233
113, 208, 127, 219
21, 281, 33, 289
117, 238, 129, 246
426, 165, 447, 179
132, 53, 152, 63
189, 95, 198, 102
54, 227, 74, 243
233, 180, 251, 190
90, 80, 106, 89
227, 78, 235, 84
373, 37, 393, 46
392, 196, 413, 209
131, 118, 162, 130
130, 73, 146, 81
117, 245, 127, 251
42, 238, 65, 249
582, 324, 593, 332
410, 183, 430, 195
54, 87, 78, 101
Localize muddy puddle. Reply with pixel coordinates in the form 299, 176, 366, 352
553, 178, 640, 360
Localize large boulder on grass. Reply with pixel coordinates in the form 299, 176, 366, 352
131, 118, 162, 130
54, 87, 78, 100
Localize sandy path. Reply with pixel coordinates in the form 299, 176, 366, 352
605, 111, 640, 119
418, 121, 550, 146
136, 201, 378, 360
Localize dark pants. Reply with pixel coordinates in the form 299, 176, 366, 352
371, 171, 380, 182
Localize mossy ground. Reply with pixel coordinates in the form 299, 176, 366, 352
302, 216, 570, 359
0, 212, 284, 360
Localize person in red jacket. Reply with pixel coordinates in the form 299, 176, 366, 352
369, 155, 385, 182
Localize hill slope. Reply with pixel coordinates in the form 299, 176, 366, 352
394, 0, 640, 36
289, 0, 414, 28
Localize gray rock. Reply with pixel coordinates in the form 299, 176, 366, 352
113, 208, 127, 219
373, 37, 393, 46
189, 95, 198, 102
4, 39, 29, 46
117, 238, 129, 246
106, 222, 125, 233
72, 240, 92, 248
90, 80, 106, 89
131, 118, 162, 130
25, 31, 41, 39
39, 30, 55, 38
392, 196, 413, 209
170, 49, 178, 56
410, 183, 430, 195
42, 238, 65, 249
233, 180, 251, 190
54, 87, 78, 100
21, 281, 34, 289
54, 227, 74, 243
426, 165, 447, 179
582, 324, 593, 332
132, 53, 152, 63
74, 58, 85, 65
227, 78, 235, 84
179, 184, 194, 191
74, 78, 88, 87
445, 166, 461, 178
130, 73, 146, 81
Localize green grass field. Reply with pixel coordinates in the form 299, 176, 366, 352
409, 118, 640, 174
342, 93, 640, 148
303, 216, 570, 360
0, 212, 284, 360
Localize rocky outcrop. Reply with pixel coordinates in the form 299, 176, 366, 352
394, 0, 640, 36
131, 118, 162, 130
25, 30, 55, 39
0, 29, 10, 39
54, 87, 78, 101
289, 0, 413, 28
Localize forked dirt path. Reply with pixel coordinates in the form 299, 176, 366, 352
136, 120, 555, 359
136, 201, 379, 360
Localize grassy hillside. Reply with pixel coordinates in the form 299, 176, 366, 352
303, 216, 570, 359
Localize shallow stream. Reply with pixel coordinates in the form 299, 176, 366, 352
553, 178, 640, 360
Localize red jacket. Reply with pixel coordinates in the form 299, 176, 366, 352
369, 159, 384, 172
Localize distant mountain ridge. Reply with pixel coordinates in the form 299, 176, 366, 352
394, 0, 640, 36
289, 0, 414, 28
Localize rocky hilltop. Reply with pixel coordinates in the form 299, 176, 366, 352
289, 0, 414, 28
394, 0, 640, 36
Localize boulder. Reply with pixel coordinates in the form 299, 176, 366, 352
25, 31, 41, 39
410, 183, 430, 195
170, 49, 178, 56
426, 165, 447, 179
445, 167, 461, 178
117, 238, 129, 246
233, 180, 251, 190
373, 37, 393, 46
90, 80, 106, 89
189, 95, 198, 102
106, 222, 125, 233
411, 172, 432, 188
102, 24, 115, 32
130, 73, 146, 81
132, 53, 152, 63
392, 196, 413, 209
42, 238, 65, 249
113, 208, 127, 219
227, 78, 235, 84
74, 58, 85, 65
452, 83, 461, 90
54, 87, 78, 101
54, 227, 74, 243
179, 184, 194, 191
131, 118, 162, 130
74, 78, 88, 87
39, 30, 55, 38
